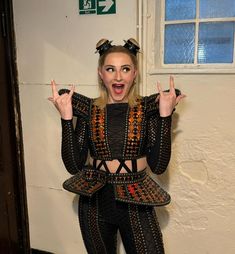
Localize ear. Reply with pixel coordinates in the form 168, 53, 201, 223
133, 69, 138, 79
98, 67, 103, 79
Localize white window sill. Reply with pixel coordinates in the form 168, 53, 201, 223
148, 67, 235, 75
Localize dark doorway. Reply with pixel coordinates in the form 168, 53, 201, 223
0, 0, 30, 253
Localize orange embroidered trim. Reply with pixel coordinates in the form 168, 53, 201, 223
91, 105, 110, 158
125, 100, 144, 156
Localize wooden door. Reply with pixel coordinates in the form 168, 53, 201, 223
0, 0, 30, 253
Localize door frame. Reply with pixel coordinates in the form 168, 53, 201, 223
0, 0, 30, 253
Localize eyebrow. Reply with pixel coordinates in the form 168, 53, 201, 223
104, 64, 133, 68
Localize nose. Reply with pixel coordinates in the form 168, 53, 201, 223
115, 70, 122, 82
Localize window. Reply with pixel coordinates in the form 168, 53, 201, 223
150, 0, 235, 73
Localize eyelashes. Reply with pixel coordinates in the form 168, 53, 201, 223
105, 67, 114, 72
105, 66, 131, 73
123, 67, 131, 72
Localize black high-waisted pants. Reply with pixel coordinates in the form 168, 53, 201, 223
78, 184, 165, 254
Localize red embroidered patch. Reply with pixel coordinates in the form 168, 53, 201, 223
128, 183, 138, 195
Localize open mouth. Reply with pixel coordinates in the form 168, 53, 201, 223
112, 84, 125, 94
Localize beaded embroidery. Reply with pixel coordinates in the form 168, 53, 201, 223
90, 105, 111, 159
90, 99, 146, 160
124, 98, 145, 158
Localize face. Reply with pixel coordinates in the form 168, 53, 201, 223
98, 52, 137, 103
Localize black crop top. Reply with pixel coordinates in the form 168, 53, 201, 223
106, 103, 127, 158
59, 89, 173, 175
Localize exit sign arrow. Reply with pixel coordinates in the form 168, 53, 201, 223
98, 0, 115, 13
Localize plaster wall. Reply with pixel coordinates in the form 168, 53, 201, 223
13, 0, 235, 253
13, 0, 136, 253
145, 74, 235, 254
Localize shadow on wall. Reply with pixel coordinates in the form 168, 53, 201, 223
32, 248, 54, 253
172, 112, 182, 143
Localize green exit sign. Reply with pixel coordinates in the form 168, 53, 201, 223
79, 0, 116, 15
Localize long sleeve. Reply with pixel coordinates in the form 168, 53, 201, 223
146, 112, 172, 175
61, 117, 88, 175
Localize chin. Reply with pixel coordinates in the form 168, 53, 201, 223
114, 91, 129, 101
109, 94, 126, 103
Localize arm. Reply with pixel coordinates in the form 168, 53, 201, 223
61, 117, 88, 175
146, 113, 172, 174
146, 76, 185, 174
48, 80, 89, 174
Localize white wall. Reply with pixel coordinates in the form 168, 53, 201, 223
145, 75, 235, 254
13, 0, 137, 253
13, 0, 235, 254
144, 1, 235, 253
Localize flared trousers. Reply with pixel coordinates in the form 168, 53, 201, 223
78, 184, 165, 254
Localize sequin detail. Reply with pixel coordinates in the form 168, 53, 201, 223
90, 100, 146, 161
90, 105, 111, 159
63, 168, 171, 206
124, 99, 145, 158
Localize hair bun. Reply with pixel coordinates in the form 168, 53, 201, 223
123, 38, 140, 56
96, 39, 113, 56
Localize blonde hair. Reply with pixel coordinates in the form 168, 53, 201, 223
94, 39, 140, 109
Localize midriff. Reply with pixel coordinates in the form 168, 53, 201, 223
89, 157, 147, 173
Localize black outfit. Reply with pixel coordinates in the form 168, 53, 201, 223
59, 89, 173, 254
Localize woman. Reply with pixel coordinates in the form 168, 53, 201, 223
49, 38, 185, 254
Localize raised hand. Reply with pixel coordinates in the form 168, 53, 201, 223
48, 80, 75, 120
156, 76, 185, 117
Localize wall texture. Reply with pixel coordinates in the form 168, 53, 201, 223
146, 74, 235, 254
13, 0, 136, 253
13, 0, 235, 253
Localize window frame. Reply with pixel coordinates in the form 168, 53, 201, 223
147, 0, 235, 74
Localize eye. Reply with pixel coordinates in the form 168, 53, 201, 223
105, 67, 115, 72
122, 66, 131, 72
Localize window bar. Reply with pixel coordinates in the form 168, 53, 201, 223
194, 0, 200, 64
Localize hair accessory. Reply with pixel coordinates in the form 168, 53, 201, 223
123, 38, 140, 56
96, 39, 113, 56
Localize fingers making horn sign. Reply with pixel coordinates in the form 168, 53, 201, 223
156, 76, 186, 117
48, 80, 75, 120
